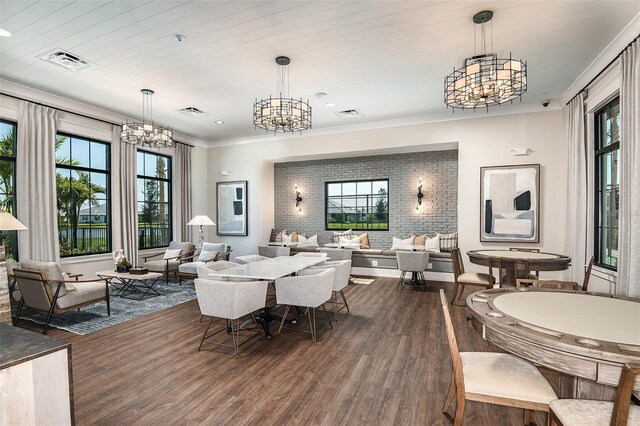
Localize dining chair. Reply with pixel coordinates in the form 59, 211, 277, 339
299, 260, 352, 320
581, 256, 595, 291
516, 279, 580, 290
194, 278, 268, 358
319, 248, 353, 261
549, 363, 640, 425
439, 289, 557, 425
258, 246, 290, 258
234, 254, 269, 265
450, 248, 495, 305
275, 268, 335, 342
396, 251, 430, 291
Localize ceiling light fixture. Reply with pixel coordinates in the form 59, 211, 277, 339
253, 56, 311, 134
325, 102, 336, 107
444, 10, 527, 111
121, 89, 174, 149
0, 28, 12, 38
214, 120, 224, 125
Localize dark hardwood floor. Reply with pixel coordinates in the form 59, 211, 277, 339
17, 278, 546, 425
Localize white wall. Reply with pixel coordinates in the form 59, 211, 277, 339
208, 110, 567, 276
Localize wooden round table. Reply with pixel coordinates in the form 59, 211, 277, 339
467, 250, 571, 284
467, 288, 640, 399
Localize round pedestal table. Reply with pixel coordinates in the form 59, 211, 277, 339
467, 250, 571, 284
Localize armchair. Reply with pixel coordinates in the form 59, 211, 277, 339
13, 259, 110, 334
143, 241, 195, 284
178, 243, 232, 284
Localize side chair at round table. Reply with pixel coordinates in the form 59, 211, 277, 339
450, 248, 495, 305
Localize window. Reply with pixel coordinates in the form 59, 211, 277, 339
594, 97, 620, 270
137, 151, 172, 249
326, 179, 389, 230
55, 134, 111, 257
0, 120, 17, 259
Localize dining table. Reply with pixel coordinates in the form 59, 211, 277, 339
208, 256, 328, 339
466, 287, 640, 400
466, 249, 571, 285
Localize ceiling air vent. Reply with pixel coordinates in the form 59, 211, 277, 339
335, 108, 364, 120
39, 49, 91, 71
179, 107, 207, 117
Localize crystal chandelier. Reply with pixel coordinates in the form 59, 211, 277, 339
444, 10, 527, 111
253, 56, 312, 133
121, 89, 173, 148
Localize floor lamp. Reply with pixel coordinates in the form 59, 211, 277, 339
187, 215, 216, 248
0, 211, 28, 324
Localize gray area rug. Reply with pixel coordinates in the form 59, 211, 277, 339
15, 278, 196, 335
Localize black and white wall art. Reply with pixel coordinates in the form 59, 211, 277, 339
480, 164, 540, 242
217, 181, 248, 236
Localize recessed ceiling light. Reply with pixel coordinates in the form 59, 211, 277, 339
0, 28, 11, 38
314, 92, 328, 99
215, 120, 224, 125
174, 34, 186, 43
325, 102, 336, 107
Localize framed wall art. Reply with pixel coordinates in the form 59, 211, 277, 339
480, 164, 540, 243
216, 181, 248, 236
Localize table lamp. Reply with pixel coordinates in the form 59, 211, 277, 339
187, 215, 216, 247
0, 211, 28, 246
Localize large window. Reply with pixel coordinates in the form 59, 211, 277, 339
137, 151, 172, 249
594, 97, 620, 270
326, 179, 389, 230
56, 134, 111, 257
0, 120, 17, 259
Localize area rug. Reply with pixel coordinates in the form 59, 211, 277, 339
14, 279, 197, 335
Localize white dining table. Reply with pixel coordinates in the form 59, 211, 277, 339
207, 255, 327, 280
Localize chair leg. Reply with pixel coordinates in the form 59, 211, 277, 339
523, 409, 533, 426
232, 318, 239, 359
397, 271, 405, 290
451, 283, 465, 306
442, 371, 456, 413
419, 272, 427, 292
340, 290, 350, 313
198, 317, 214, 351
333, 292, 339, 321
277, 305, 291, 335
199, 315, 205, 322
308, 308, 317, 342
43, 303, 56, 335
453, 397, 465, 426
321, 303, 333, 329
451, 282, 459, 305
13, 299, 24, 326
106, 284, 111, 317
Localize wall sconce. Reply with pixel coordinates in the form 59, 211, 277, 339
416, 178, 424, 210
295, 184, 302, 211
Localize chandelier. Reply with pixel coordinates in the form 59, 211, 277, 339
444, 10, 527, 111
121, 89, 173, 148
253, 56, 312, 133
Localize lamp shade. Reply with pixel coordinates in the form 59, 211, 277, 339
0, 212, 28, 231
187, 215, 216, 226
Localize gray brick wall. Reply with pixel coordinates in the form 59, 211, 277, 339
274, 150, 458, 248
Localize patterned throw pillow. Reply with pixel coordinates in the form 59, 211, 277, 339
332, 229, 353, 243
437, 232, 458, 252
412, 233, 428, 245
269, 228, 288, 242
352, 233, 370, 249
290, 231, 307, 242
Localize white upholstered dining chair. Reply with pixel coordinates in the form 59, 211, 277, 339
258, 246, 290, 257
396, 251, 430, 291
299, 260, 352, 320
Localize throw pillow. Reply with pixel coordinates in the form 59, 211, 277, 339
298, 234, 319, 247
412, 233, 427, 245
424, 234, 440, 252
437, 232, 458, 252
352, 233, 370, 249
198, 251, 219, 262
269, 228, 288, 242
332, 229, 353, 243
291, 232, 298, 242
282, 233, 292, 245
391, 236, 415, 249
163, 248, 182, 260
62, 272, 76, 291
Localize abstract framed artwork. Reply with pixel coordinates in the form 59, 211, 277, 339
480, 164, 540, 242
216, 181, 248, 236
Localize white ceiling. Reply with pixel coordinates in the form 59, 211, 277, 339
1, 1, 639, 145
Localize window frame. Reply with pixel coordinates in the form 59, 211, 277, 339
0, 119, 18, 259
137, 150, 173, 250
593, 97, 620, 271
55, 132, 112, 258
325, 178, 389, 231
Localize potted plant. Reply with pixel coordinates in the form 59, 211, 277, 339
116, 257, 132, 273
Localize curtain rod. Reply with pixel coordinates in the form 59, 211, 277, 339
0, 91, 195, 148
566, 34, 639, 106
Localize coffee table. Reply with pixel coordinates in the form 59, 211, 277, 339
96, 270, 164, 301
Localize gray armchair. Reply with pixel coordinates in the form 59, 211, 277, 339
396, 251, 430, 291
13, 260, 110, 334
301, 260, 352, 320
178, 243, 233, 284
143, 241, 195, 284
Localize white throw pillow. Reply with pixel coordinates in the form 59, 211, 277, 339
338, 236, 354, 243
424, 234, 440, 252
282, 233, 292, 245
298, 234, 319, 247
297, 234, 308, 243
198, 251, 218, 262
62, 272, 75, 291
163, 248, 182, 260
391, 236, 414, 249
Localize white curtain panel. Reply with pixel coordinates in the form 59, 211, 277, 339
173, 143, 193, 242
110, 125, 138, 266
16, 101, 60, 262
563, 93, 588, 282
617, 39, 639, 297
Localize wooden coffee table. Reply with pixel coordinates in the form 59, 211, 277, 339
96, 270, 164, 300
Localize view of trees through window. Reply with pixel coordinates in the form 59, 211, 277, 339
0, 120, 18, 259
56, 134, 111, 256
594, 98, 620, 270
326, 180, 389, 230
137, 151, 172, 249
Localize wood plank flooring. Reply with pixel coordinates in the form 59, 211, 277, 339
16, 279, 545, 425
